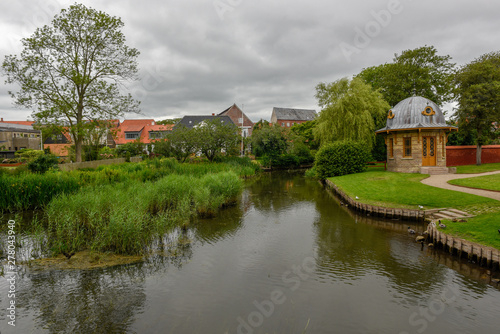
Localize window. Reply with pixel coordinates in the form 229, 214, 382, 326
125, 132, 140, 139
281, 122, 285, 127
388, 138, 394, 158
287, 122, 290, 127
403, 137, 412, 157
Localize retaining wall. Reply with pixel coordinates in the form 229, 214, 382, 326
428, 221, 500, 270
324, 179, 425, 221
58, 157, 142, 171
447, 145, 500, 166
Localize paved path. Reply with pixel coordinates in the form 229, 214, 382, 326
420, 170, 500, 201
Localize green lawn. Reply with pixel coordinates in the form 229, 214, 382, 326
449, 173, 500, 192
438, 213, 500, 250
328, 171, 498, 210
456, 162, 500, 174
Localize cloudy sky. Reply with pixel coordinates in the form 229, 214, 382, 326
1, 0, 499, 122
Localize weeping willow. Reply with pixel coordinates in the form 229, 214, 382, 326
313, 77, 389, 149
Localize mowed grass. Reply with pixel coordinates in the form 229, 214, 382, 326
328, 171, 498, 210
456, 162, 500, 174
438, 213, 500, 250
449, 173, 500, 192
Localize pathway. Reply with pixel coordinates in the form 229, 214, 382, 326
420, 170, 500, 201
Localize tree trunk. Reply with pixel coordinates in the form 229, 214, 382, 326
75, 138, 83, 163
476, 143, 482, 165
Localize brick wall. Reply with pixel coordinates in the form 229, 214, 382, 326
446, 145, 500, 166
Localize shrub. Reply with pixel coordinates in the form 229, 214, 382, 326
15, 149, 44, 163
314, 141, 370, 179
273, 154, 300, 168
27, 153, 59, 173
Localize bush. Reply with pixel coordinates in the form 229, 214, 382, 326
15, 149, 44, 163
314, 141, 370, 179
27, 153, 59, 173
273, 154, 300, 168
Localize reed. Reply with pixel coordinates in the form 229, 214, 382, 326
46, 171, 243, 255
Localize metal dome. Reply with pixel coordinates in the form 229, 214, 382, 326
376, 96, 455, 133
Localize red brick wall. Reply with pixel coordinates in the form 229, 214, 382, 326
446, 145, 500, 166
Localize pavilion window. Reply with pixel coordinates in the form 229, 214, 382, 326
403, 137, 412, 157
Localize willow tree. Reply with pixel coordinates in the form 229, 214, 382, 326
454, 51, 500, 165
313, 77, 389, 149
2, 3, 140, 162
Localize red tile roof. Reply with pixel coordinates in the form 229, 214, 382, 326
113, 119, 173, 145
0, 120, 35, 126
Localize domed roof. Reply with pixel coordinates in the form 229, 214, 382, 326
376, 96, 456, 133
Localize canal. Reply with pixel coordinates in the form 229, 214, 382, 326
1, 171, 499, 333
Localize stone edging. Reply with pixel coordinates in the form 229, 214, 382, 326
324, 179, 425, 221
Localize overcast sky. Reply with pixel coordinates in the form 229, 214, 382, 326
1, 0, 499, 122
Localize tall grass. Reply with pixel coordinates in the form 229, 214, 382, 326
46, 171, 243, 255
1, 157, 259, 212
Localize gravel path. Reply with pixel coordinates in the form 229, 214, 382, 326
420, 170, 500, 201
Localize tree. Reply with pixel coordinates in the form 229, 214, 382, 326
454, 51, 500, 165
195, 118, 239, 162
357, 46, 455, 106
158, 125, 199, 162
314, 77, 389, 150
251, 123, 289, 159
2, 3, 140, 162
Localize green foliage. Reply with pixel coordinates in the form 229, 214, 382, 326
156, 118, 180, 125
98, 146, 116, 160
251, 124, 289, 159
2, 3, 140, 162
454, 51, 500, 164
315, 141, 370, 179
116, 140, 145, 157
272, 154, 300, 168
27, 153, 59, 173
314, 77, 389, 149
289, 141, 314, 165
45, 171, 243, 255
357, 45, 455, 106
15, 149, 44, 163
290, 120, 318, 150
195, 118, 239, 162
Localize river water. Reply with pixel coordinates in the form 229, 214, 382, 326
1, 171, 499, 333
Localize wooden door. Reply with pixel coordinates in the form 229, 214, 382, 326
422, 136, 436, 166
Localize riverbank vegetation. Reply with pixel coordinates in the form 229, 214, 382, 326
0, 157, 259, 212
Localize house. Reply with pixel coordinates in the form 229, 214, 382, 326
175, 115, 235, 129
113, 119, 174, 145
43, 128, 73, 157
218, 104, 254, 137
0, 121, 42, 158
375, 96, 458, 174
270, 107, 317, 127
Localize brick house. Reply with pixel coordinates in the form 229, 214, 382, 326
375, 96, 458, 174
270, 107, 317, 128
113, 119, 174, 146
218, 104, 254, 137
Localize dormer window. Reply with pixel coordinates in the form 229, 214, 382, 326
422, 106, 436, 116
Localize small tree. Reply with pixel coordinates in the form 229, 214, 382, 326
454, 51, 500, 165
195, 118, 239, 162
251, 124, 289, 162
28, 153, 59, 173
162, 125, 200, 162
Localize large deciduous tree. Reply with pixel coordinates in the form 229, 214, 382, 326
313, 77, 389, 150
357, 46, 455, 106
195, 118, 239, 162
2, 3, 140, 162
454, 51, 500, 165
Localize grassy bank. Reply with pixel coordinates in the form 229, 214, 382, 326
448, 173, 500, 192
455, 162, 500, 174
327, 171, 498, 211
0, 157, 259, 212
47, 171, 243, 255
437, 213, 500, 250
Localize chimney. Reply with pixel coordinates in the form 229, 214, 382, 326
212, 113, 215, 116
1, 118, 3, 122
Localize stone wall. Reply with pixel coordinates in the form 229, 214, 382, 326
58, 157, 142, 171
386, 130, 447, 173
